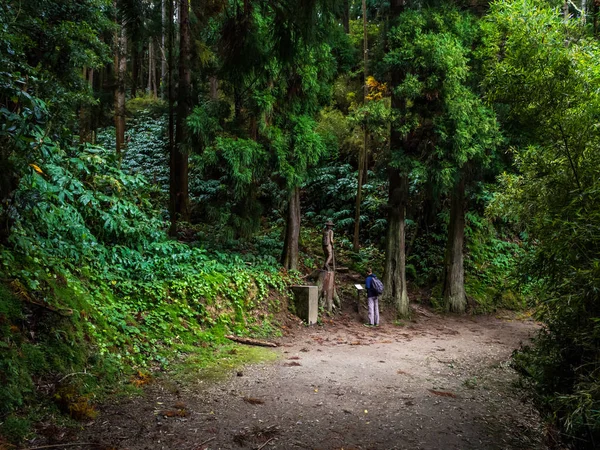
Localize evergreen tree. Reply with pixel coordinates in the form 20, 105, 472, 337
382, 0, 411, 317
385, 6, 500, 313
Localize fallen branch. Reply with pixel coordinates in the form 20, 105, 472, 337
257, 437, 275, 450
58, 371, 95, 383
225, 335, 277, 348
197, 436, 216, 448
428, 389, 457, 398
27, 299, 73, 316
430, 355, 455, 365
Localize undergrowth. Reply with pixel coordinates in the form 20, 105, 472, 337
0, 139, 292, 444
421, 211, 527, 313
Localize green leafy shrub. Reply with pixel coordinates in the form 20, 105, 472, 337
484, 0, 600, 444
303, 164, 387, 245
190, 137, 269, 240
407, 203, 524, 312
464, 213, 526, 312
0, 136, 291, 442
96, 112, 169, 196
126, 96, 167, 117
408, 228, 446, 287
1, 415, 31, 444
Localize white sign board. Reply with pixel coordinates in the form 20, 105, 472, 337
354, 284, 364, 290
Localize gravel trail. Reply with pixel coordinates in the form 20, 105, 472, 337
73, 306, 545, 450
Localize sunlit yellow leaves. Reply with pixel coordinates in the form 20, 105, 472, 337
365, 76, 387, 101
29, 163, 43, 174
131, 370, 152, 387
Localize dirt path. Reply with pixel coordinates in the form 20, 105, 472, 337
73, 305, 546, 450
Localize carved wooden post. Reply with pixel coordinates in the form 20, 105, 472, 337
315, 270, 340, 313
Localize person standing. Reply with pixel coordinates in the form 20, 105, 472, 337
365, 268, 380, 326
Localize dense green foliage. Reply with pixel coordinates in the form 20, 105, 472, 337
483, 0, 600, 444
385, 7, 500, 179
0, 133, 289, 441
3, 0, 600, 446
0, 1, 289, 443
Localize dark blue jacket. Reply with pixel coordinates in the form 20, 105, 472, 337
365, 274, 378, 298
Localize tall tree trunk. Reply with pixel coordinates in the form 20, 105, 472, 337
383, 169, 409, 317
353, 141, 365, 251
79, 67, 94, 144
363, 134, 368, 184
168, 0, 176, 235
90, 68, 98, 143
210, 76, 218, 100
353, 0, 370, 251
594, 0, 598, 35
342, 0, 350, 33
147, 40, 153, 94
170, 0, 191, 233
281, 186, 301, 271
161, 0, 167, 99
442, 178, 466, 313
131, 46, 139, 98
148, 39, 157, 98
114, 20, 127, 154
383, 0, 409, 318
153, 48, 158, 99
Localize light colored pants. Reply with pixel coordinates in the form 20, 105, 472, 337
368, 296, 379, 325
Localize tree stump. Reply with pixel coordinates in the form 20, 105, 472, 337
316, 270, 340, 313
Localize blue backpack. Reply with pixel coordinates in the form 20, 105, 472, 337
371, 276, 384, 295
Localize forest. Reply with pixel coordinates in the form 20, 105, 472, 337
1, 0, 599, 447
